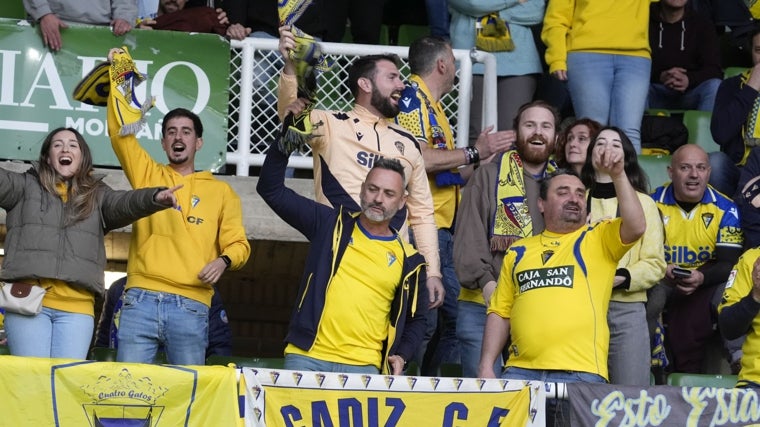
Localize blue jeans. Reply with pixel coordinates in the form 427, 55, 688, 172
647, 78, 721, 112
457, 300, 503, 377
418, 229, 461, 375
607, 301, 650, 386
116, 288, 208, 365
503, 367, 606, 427
5, 307, 93, 359
567, 52, 651, 153
284, 353, 379, 374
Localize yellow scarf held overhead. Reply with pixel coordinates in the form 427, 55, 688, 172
72, 46, 153, 136
277, 0, 329, 156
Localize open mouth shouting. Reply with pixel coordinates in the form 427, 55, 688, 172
172, 142, 186, 153
46, 130, 82, 179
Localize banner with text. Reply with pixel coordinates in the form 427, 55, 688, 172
0, 355, 241, 426
569, 382, 760, 427
243, 367, 546, 427
0, 19, 230, 171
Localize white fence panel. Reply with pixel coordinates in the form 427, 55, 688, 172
226, 38, 497, 175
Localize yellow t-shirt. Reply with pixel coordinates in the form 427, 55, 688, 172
286, 223, 404, 368
489, 219, 633, 379
42, 279, 95, 316
38, 183, 94, 316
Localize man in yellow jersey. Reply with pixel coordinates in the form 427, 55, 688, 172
480, 151, 645, 424
394, 35, 513, 375
257, 139, 428, 375
105, 49, 251, 365
453, 100, 559, 378
277, 26, 445, 313
646, 144, 744, 374
718, 248, 760, 388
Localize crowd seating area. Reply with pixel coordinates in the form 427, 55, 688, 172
639, 105, 734, 190
638, 66, 749, 191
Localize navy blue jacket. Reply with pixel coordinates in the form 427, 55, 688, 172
257, 145, 428, 373
711, 74, 758, 164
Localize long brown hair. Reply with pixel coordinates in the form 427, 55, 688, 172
580, 126, 650, 193
37, 127, 100, 225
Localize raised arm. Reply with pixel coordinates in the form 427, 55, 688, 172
593, 143, 645, 244
256, 144, 329, 240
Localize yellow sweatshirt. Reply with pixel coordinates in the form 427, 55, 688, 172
107, 115, 251, 306
542, 0, 652, 74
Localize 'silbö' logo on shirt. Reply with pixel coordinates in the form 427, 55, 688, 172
664, 245, 713, 265
356, 151, 385, 168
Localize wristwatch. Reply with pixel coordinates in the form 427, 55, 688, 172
220, 255, 232, 269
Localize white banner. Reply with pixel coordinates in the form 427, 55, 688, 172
242, 367, 546, 427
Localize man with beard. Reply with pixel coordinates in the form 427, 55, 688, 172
107, 103, 251, 365
277, 26, 445, 311
257, 142, 428, 374
394, 36, 514, 376
452, 100, 559, 377
479, 163, 645, 425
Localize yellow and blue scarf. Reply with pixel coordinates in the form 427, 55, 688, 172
491, 150, 557, 252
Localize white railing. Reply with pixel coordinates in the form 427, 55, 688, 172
226, 38, 497, 175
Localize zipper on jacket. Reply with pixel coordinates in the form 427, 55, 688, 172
297, 273, 313, 311
401, 263, 424, 318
